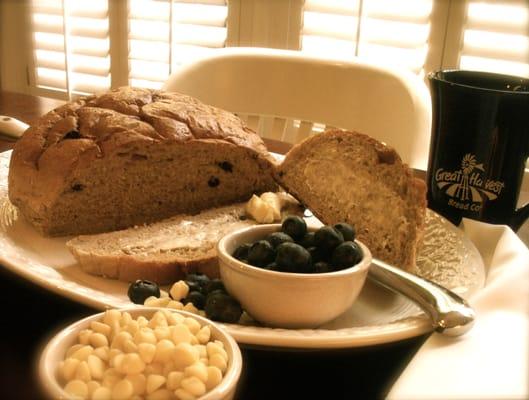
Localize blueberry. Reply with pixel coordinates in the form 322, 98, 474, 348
331, 241, 363, 269
313, 261, 332, 273
204, 278, 226, 295
307, 246, 326, 263
183, 291, 206, 309
334, 222, 356, 242
127, 280, 160, 304
275, 242, 313, 273
205, 292, 243, 323
314, 225, 344, 252
266, 232, 294, 248
184, 280, 202, 294
247, 240, 275, 267
281, 216, 307, 240
265, 262, 281, 271
184, 273, 210, 292
233, 243, 251, 261
297, 232, 316, 248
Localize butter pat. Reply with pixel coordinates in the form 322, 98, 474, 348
246, 192, 301, 223
260, 192, 282, 220
245, 195, 276, 223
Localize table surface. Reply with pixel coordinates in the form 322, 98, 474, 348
0, 90, 439, 399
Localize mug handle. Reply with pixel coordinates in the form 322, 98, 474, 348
511, 158, 529, 231
511, 201, 529, 232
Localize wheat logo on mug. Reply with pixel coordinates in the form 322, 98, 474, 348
434, 154, 505, 213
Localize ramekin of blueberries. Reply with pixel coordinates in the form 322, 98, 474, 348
216, 216, 372, 328
233, 216, 363, 273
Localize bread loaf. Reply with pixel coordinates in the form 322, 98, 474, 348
67, 203, 256, 284
274, 130, 426, 270
8, 87, 277, 236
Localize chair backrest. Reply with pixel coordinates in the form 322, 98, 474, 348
163, 47, 432, 170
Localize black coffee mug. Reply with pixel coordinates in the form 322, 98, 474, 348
427, 70, 529, 230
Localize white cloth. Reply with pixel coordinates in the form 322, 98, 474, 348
388, 219, 529, 400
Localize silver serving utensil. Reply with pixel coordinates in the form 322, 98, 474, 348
0, 116, 29, 141
369, 258, 475, 336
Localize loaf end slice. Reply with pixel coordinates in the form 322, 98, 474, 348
274, 130, 426, 271
66, 203, 256, 284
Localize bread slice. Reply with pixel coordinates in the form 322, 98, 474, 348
67, 203, 256, 284
8, 87, 277, 236
274, 130, 426, 271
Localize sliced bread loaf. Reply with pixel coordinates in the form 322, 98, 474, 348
66, 203, 256, 284
8, 87, 277, 236
274, 130, 426, 271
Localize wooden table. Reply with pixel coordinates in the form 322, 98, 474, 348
0, 91, 428, 399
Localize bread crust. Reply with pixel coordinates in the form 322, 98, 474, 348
8, 87, 276, 235
274, 130, 426, 270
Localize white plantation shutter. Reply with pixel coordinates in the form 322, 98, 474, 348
301, 0, 529, 79
302, 0, 433, 75
128, 0, 228, 89
459, 0, 529, 78
31, 0, 111, 98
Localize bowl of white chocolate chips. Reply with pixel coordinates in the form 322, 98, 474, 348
38, 307, 242, 400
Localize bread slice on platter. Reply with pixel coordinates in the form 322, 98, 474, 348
8, 87, 277, 236
274, 130, 426, 271
66, 203, 256, 284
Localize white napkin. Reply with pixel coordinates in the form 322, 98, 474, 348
388, 219, 529, 400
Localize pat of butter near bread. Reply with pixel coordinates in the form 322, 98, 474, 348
246, 192, 298, 223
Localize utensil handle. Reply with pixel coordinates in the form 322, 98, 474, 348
0, 116, 29, 141
369, 258, 475, 336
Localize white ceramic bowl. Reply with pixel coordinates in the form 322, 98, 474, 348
38, 307, 242, 400
217, 224, 372, 329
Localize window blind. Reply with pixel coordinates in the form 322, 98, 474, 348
31, 0, 111, 97
460, 0, 529, 78
128, 0, 228, 89
301, 0, 433, 75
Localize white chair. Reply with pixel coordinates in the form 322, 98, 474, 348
163, 47, 432, 170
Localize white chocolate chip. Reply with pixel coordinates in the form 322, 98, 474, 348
180, 376, 206, 397
171, 324, 193, 345
208, 353, 227, 373
206, 366, 223, 390
166, 300, 184, 310
78, 329, 92, 345
172, 343, 199, 370
147, 388, 174, 400
86, 380, 100, 397
174, 388, 197, 400
196, 326, 211, 344
170, 281, 189, 301
90, 332, 109, 348
87, 355, 105, 380
90, 321, 111, 338
112, 379, 134, 400
71, 345, 94, 361
146, 374, 166, 394
66, 344, 84, 358
91, 386, 112, 400
166, 371, 184, 391
182, 302, 199, 315
126, 373, 146, 395
93, 346, 109, 362
138, 342, 156, 364
154, 339, 175, 363
60, 358, 80, 382
183, 318, 201, 335
184, 362, 208, 383
64, 379, 88, 399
